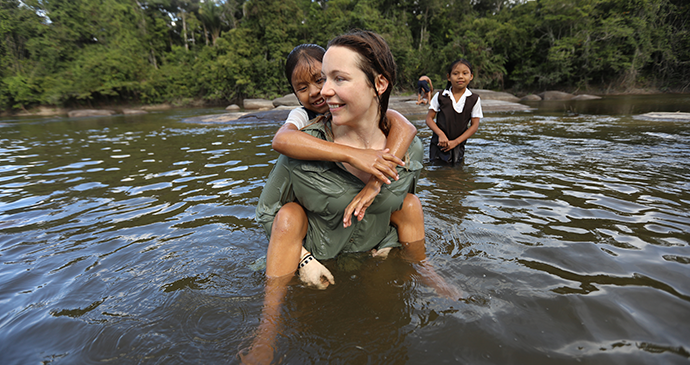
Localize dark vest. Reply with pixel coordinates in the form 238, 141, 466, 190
304, 107, 320, 121
429, 90, 478, 164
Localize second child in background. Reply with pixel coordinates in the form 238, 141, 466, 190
416, 75, 433, 105
425, 59, 483, 165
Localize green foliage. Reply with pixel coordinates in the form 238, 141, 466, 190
1, 0, 689, 112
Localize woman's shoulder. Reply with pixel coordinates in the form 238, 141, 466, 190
301, 115, 331, 140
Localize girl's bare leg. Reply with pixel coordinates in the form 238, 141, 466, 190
240, 203, 307, 364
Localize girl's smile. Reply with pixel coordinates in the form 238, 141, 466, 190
291, 61, 329, 114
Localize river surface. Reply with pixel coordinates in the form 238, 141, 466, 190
1, 94, 689, 364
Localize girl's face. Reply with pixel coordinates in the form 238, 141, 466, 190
291, 61, 329, 114
447, 62, 473, 91
320, 46, 382, 128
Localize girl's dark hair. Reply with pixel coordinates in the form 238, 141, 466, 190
285, 44, 326, 88
327, 29, 396, 135
445, 58, 473, 90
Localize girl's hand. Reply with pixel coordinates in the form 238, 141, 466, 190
347, 148, 403, 185
437, 133, 449, 149
343, 178, 381, 227
441, 139, 459, 152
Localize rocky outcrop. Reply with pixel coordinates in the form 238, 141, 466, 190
520, 94, 542, 101
539, 91, 574, 100
141, 104, 172, 110
68, 109, 116, 118
273, 94, 300, 107
243, 99, 275, 111
122, 109, 147, 115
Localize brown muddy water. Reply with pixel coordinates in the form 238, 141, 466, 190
1, 94, 689, 364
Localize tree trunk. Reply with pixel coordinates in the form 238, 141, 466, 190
182, 11, 188, 51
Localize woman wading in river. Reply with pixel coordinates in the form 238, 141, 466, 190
241, 30, 459, 364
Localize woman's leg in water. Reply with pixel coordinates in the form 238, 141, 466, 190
390, 194, 461, 299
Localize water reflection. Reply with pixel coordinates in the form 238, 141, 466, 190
1, 98, 689, 364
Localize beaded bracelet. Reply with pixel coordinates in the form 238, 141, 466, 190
298, 254, 314, 269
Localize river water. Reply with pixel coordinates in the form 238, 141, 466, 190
1, 95, 689, 364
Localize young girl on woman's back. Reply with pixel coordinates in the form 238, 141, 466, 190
425, 59, 483, 164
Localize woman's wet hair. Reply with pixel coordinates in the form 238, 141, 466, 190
285, 44, 326, 88
327, 30, 396, 135
445, 58, 473, 90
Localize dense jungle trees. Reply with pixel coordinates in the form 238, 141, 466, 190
1, 0, 688, 112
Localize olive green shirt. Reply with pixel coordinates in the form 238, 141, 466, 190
256, 119, 423, 260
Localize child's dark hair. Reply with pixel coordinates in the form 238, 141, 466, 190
328, 29, 396, 135
285, 44, 326, 89
445, 58, 473, 90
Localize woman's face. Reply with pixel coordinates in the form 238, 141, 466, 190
291, 61, 329, 114
320, 46, 380, 128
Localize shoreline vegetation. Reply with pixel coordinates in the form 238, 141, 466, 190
2, 0, 688, 115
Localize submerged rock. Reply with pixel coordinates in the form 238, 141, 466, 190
572, 94, 602, 101
635, 112, 690, 121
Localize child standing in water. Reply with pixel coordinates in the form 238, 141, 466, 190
425, 59, 483, 164
269, 44, 418, 288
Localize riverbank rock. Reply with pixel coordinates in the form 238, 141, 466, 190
572, 94, 602, 101
540, 91, 574, 100
520, 94, 542, 101
634, 112, 690, 121
273, 94, 300, 107
141, 104, 172, 111
243, 99, 275, 111
68, 109, 116, 118
18, 106, 69, 116
122, 109, 148, 115
225, 104, 241, 111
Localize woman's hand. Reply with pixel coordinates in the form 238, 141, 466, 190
298, 258, 335, 289
343, 178, 382, 227
347, 148, 403, 185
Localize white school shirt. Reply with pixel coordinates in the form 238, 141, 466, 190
429, 88, 484, 119
284, 107, 311, 129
